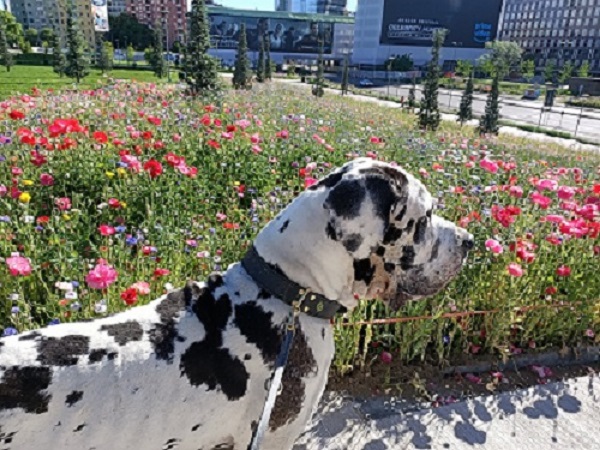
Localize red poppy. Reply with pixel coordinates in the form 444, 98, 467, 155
142, 131, 153, 140
556, 265, 571, 277
93, 131, 108, 143
143, 159, 163, 178
153, 268, 170, 277
36, 216, 50, 224
9, 110, 25, 120
120, 288, 138, 306
227, 125, 236, 133
147, 116, 162, 126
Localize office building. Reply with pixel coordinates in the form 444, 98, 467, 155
276, 0, 347, 15
353, 0, 502, 66
499, 0, 600, 72
107, 0, 127, 17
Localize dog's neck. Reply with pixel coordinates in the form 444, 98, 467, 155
252, 189, 358, 311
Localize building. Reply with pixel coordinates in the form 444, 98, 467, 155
11, 0, 96, 49
207, 6, 354, 66
353, 0, 502, 67
107, 0, 127, 17
276, 0, 347, 15
126, 0, 186, 50
1, 0, 11, 12
499, 0, 600, 74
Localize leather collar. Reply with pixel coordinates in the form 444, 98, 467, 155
241, 245, 343, 320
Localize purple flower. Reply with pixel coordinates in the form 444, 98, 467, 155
48, 318, 60, 326
11, 306, 20, 314
2, 327, 18, 337
126, 236, 138, 246
115, 226, 127, 233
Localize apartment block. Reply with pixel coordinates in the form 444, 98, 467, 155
126, 0, 187, 49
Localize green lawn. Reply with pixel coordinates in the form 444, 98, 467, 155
0, 65, 170, 98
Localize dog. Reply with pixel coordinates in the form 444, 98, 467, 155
0, 158, 473, 450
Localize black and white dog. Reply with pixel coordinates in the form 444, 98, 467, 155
0, 158, 473, 450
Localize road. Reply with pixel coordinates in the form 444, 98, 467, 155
368, 84, 600, 143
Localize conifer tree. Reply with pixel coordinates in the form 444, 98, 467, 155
52, 33, 66, 77
64, 5, 90, 83
184, 0, 219, 94
151, 21, 167, 78
341, 55, 349, 95
419, 28, 447, 130
458, 72, 474, 125
479, 72, 500, 134
312, 38, 325, 97
407, 76, 417, 109
264, 32, 272, 81
0, 21, 13, 72
232, 23, 251, 89
256, 34, 265, 83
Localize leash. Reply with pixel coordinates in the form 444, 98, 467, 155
249, 290, 307, 450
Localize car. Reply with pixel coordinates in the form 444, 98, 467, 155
358, 79, 374, 87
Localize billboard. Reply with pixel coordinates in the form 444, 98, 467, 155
209, 14, 335, 54
91, 0, 109, 32
380, 0, 502, 48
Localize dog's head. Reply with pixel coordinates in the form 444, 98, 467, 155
253, 158, 473, 312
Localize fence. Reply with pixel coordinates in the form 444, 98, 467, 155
352, 83, 600, 144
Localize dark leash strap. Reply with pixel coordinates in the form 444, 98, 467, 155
249, 296, 304, 450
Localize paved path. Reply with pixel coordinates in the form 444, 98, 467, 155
294, 374, 600, 449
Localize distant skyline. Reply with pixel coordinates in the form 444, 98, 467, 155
188, 0, 357, 12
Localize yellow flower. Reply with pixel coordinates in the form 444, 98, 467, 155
22, 179, 34, 186
62, 214, 71, 221
105, 171, 115, 179
120, 201, 127, 208
19, 192, 31, 203
234, 181, 240, 186
117, 168, 127, 177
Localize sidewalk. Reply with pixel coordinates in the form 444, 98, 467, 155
294, 374, 600, 449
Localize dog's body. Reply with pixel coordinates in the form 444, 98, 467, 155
0, 159, 472, 450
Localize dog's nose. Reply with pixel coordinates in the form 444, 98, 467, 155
462, 238, 475, 251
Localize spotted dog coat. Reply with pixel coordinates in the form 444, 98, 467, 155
0, 158, 473, 450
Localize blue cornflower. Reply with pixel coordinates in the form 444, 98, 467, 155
2, 327, 18, 337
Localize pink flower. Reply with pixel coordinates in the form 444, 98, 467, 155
305, 177, 318, 189
86, 262, 118, 290
55, 197, 72, 210
585, 329, 595, 338
544, 214, 565, 223
531, 191, 552, 209
0, 185, 7, 197
480, 159, 499, 173
485, 239, 503, 254
380, 351, 392, 364
508, 263, 523, 277
98, 224, 116, 236
215, 213, 227, 221
40, 173, 54, 186
536, 179, 558, 192
131, 281, 150, 295
509, 185, 524, 198
557, 186, 576, 200
556, 265, 571, 277
6, 256, 32, 276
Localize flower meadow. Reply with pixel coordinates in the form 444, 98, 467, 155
0, 81, 599, 373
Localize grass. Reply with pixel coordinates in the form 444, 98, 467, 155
0, 81, 599, 376
567, 97, 600, 110
0, 65, 169, 99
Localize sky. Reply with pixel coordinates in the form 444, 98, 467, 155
213, 0, 357, 12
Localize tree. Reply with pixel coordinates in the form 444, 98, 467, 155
544, 59, 556, 83
126, 44, 135, 66
480, 72, 500, 134
264, 32, 272, 81
478, 40, 523, 78
388, 54, 413, 72
0, 21, 14, 72
98, 40, 114, 74
455, 60, 473, 78
578, 60, 590, 78
256, 34, 265, 83
287, 60, 296, 78
104, 13, 153, 50
559, 61, 573, 85
52, 34, 66, 77
42, 40, 50, 65
312, 38, 325, 97
408, 76, 417, 109
64, 6, 90, 83
40, 28, 54, 45
521, 59, 535, 82
341, 55, 349, 95
24, 28, 38, 46
232, 23, 251, 89
419, 28, 447, 131
0, 11, 25, 49
458, 72, 474, 125
183, 0, 220, 95
150, 22, 167, 78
